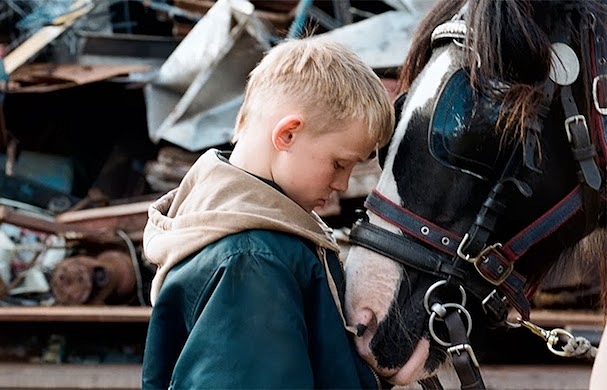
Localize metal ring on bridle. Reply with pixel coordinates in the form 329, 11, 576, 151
428, 303, 473, 347
547, 328, 576, 357
423, 280, 467, 315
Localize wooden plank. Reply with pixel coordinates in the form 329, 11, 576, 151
9, 63, 151, 93
0, 205, 125, 244
3, 0, 95, 75
3, 26, 66, 75
0, 363, 591, 390
0, 306, 599, 326
0, 306, 151, 323
401, 364, 593, 390
0, 363, 141, 389
54, 201, 151, 241
55, 201, 152, 223
530, 309, 605, 328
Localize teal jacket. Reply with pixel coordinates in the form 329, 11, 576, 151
141, 150, 385, 389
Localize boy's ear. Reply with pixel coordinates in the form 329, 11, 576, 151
272, 115, 303, 151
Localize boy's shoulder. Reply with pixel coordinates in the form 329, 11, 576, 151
166, 229, 324, 292
213, 229, 318, 261
171, 229, 320, 275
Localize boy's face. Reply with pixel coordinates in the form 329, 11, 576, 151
271, 119, 376, 213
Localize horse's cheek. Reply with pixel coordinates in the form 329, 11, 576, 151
344, 247, 402, 325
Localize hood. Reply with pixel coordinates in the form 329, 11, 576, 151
143, 149, 340, 305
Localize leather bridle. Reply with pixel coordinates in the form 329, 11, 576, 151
348, 5, 607, 390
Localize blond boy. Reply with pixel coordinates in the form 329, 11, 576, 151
142, 37, 394, 389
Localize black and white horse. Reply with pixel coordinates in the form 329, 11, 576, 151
344, 0, 607, 387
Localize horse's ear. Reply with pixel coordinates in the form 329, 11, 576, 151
379, 92, 407, 169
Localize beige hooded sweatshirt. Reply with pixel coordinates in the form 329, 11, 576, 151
143, 149, 341, 306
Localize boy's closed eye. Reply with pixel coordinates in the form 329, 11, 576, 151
334, 161, 346, 170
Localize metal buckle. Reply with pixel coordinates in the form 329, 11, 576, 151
457, 234, 499, 264
456, 233, 472, 261
474, 243, 513, 286
564, 114, 587, 143
480, 289, 502, 314
457, 234, 512, 285
593, 74, 607, 115
447, 343, 480, 368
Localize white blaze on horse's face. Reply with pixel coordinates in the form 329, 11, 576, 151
344, 246, 401, 339
344, 46, 458, 386
378, 46, 455, 195
344, 247, 432, 383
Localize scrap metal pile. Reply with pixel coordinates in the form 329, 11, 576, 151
0, 0, 419, 307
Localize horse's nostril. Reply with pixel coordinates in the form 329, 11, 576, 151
356, 324, 367, 337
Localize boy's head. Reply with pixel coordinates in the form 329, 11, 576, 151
230, 37, 395, 212
232, 37, 394, 147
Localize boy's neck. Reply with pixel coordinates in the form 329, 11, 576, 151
229, 140, 273, 181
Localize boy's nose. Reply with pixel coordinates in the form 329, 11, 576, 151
331, 173, 350, 192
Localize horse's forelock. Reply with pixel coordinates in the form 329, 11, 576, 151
397, 0, 467, 93
468, 0, 551, 85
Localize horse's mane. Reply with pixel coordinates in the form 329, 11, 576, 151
398, 0, 466, 91
398, 0, 607, 146
546, 228, 607, 317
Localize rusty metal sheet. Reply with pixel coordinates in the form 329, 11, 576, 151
7, 63, 150, 93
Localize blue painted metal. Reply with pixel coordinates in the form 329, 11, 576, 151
286, 0, 314, 39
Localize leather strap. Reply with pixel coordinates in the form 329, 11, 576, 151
560, 85, 602, 190
419, 375, 445, 390
349, 219, 466, 280
363, 191, 529, 316
588, 12, 607, 163
445, 311, 486, 390
362, 182, 586, 319
365, 191, 460, 256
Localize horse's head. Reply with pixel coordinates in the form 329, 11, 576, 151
344, 0, 607, 386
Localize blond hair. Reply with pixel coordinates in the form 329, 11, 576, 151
231, 37, 394, 147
